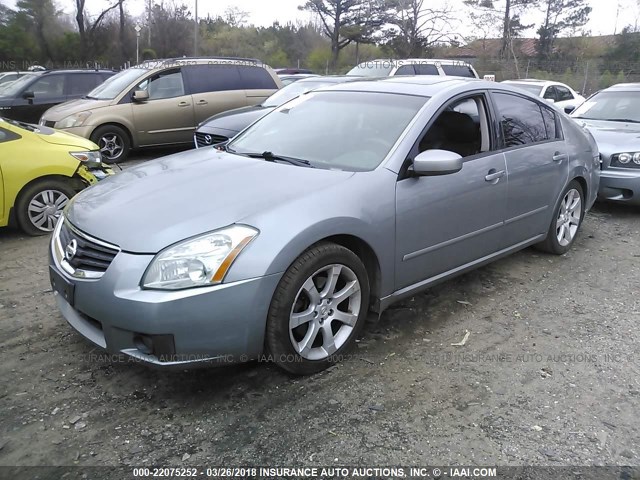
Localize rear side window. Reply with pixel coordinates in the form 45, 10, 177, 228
183, 65, 242, 93
493, 92, 548, 147
441, 64, 476, 78
239, 66, 277, 89
67, 73, 103, 95
540, 106, 560, 139
395, 65, 416, 75
415, 64, 439, 75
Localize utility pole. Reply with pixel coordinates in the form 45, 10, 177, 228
147, 0, 151, 46
135, 23, 141, 65
194, 0, 198, 57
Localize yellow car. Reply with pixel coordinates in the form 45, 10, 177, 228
0, 117, 113, 235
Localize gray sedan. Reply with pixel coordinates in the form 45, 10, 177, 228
49, 76, 600, 375
571, 83, 640, 205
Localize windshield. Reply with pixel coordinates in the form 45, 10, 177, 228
228, 91, 427, 171
572, 90, 640, 122
506, 82, 544, 96
264, 80, 337, 107
0, 74, 37, 96
86, 68, 147, 100
347, 62, 395, 77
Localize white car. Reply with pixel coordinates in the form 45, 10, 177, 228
502, 79, 585, 112
347, 59, 479, 79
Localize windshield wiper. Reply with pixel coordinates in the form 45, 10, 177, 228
238, 151, 314, 168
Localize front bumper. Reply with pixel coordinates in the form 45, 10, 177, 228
598, 168, 640, 206
49, 222, 282, 368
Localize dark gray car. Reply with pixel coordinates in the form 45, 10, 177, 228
50, 76, 599, 375
194, 76, 357, 148
571, 83, 640, 205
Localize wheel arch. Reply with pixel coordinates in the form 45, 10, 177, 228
16, 174, 83, 204
91, 122, 135, 148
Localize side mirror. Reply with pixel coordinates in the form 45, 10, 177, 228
132, 90, 149, 102
564, 105, 575, 114
22, 90, 34, 100
412, 149, 463, 177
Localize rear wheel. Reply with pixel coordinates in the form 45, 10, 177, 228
536, 180, 584, 255
265, 242, 370, 375
91, 125, 130, 164
15, 179, 75, 236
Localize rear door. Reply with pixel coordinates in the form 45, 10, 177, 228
183, 64, 248, 125
239, 65, 279, 106
490, 91, 568, 243
11, 74, 66, 123
131, 68, 195, 146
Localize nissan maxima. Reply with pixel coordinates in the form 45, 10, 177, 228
49, 76, 600, 375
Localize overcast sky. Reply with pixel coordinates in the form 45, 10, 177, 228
3, 0, 639, 38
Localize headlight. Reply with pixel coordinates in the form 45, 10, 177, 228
56, 111, 91, 128
611, 152, 640, 168
70, 150, 102, 167
142, 225, 258, 290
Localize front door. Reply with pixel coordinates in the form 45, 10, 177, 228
131, 68, 195, 146
395, 93, 508, 291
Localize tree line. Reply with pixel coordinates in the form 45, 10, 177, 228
1, 0, 639, 74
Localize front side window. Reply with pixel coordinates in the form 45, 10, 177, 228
137, 70, 185, 100
493, 92, 548, 147
555, 85, 574, 101
29, 75, 65, 97
417, 95, 490, 158
87, 68, 148, 100
228, 91, 427, 171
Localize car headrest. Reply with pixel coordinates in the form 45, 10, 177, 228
436, 111, 477, 139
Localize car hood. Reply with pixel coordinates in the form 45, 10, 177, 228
576, 119, 640, 157
197, 105, 273, 134
41, 97, 112, 122
65, 148, 354, 253
35, 125, 98, 150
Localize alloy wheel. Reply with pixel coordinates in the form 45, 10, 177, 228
99, 133, 124, 161
556, 188, 582, 247
289, 264, 362, 361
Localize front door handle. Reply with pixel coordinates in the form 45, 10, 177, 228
485, 169, 505, 182
553, 152, 568, 162
178, 102, 190, 107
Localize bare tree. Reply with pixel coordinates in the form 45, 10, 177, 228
75, 0, 122, 60
223, 6, 250, 27
383, 0, 455, 57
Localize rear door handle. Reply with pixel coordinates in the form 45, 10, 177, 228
196, 100, 208, 105
553, 152, 568, 162
485, 170, 505, 182
178, 101, 190, 107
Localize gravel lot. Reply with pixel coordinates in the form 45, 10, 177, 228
1, 150, 639, 471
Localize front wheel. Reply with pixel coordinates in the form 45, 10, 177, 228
15, 179, 76, 236
536, 180, 584, 255
265, 242, 370, 375
91, 125, 130, 164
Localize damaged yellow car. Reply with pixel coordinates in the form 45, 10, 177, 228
0, 117, 113, 235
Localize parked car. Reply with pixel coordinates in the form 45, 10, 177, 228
347, 59, 479, 78
279, 74, 321, 86
571, 83, 640, 205
0, 117, 113, 235
194, 76, 357, 148
502, 79, 586, 111
40, 58, 282, 163
0, 71, 30, 86
275, 68, 315, 75
50, 76, 598, 375
0, 70, 115, 124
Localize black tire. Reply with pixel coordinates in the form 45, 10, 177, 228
535, 180, 585, 255
90, 125, 131, 164
266, 242, 370, 375
15, 179, 76, 236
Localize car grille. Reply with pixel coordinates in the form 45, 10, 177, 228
58, 221, 119, 273
194, 132, 228, 148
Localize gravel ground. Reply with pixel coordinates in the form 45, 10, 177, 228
0, 152, 639, 472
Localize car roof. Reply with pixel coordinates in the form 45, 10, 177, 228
39, 69, 114, 74
364, 58, 473, 65
295, 75, 358, 84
